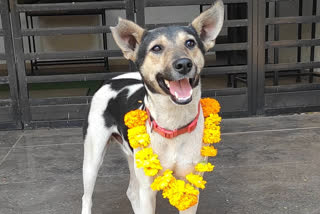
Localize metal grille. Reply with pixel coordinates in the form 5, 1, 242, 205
0, 0, 319, 130
9, 0, 135, 128
257, 0, 320, 115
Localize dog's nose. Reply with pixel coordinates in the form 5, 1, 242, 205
173, 58, 193, 75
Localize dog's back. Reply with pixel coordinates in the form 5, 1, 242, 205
83, 72, 145, 147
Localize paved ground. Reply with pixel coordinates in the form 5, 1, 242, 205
0, 113, 320, 214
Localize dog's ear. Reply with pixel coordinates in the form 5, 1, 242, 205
191, 0, 224, 51
110, 18, 145, 61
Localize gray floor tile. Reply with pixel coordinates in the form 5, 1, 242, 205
0, 130, 22, 148
215, 128, 320, 168
17, 128, 83, 147
221, 112, 320, 133
0, 148, 10, 165
0, 143, 128, 185
1, 114, 320, 213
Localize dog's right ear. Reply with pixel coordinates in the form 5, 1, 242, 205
110, 18, 145, 61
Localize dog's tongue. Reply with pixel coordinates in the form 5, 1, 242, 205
169, 78, 192, 99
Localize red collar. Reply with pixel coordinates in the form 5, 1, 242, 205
146, 102, 201, 139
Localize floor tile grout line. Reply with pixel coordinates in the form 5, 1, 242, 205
15, 142, 83, 148
216, 161, 312, 170
222, 126, 320, 136
0, 134, 24, 167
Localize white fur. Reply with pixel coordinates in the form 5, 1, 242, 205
112, 72, 142, 80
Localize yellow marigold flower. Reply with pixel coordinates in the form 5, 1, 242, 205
186, 173, 207, 189
144, 167, 160, 176
203, 128, 221, 144
124, 109, 148, 129
128, 126, 150, 149
151, 170, 176, 191
204, 114, 221, 128
162, 180, 199, 211
200, 98, 221, 118
201, 146, 218, 157
135, 148, 162, 176
195, 162, 214, 172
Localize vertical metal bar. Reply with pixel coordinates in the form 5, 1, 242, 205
267, 2, 275, 65
0, 0, 22, 128
273, 1, 279, 86
10, 0, 32, 128
256, 0, 266, 114
309, 0, 317, 83
30, 15, 38, 71
135, 0, 145, 27
25, 13, 34, 75
247, 0, 256, 115
125, 0, 135, 21
101, 10, 109, 70
296, 0, 303, 82
126, 0, 136, 72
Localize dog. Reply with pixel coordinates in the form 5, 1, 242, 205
81, 1, 224, 213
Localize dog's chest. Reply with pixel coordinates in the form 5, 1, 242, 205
147, 115, 205, 178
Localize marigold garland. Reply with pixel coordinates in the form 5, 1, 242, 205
186, 173, 207, 189
124, 98, 221, 211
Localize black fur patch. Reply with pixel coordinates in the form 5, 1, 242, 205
104, 87, 145, 144
83, 76, 144, 140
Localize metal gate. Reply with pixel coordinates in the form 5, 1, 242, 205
256, 0, 320, 115
0, 0, 319, 130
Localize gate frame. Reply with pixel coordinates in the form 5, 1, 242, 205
0, 0, 21, 130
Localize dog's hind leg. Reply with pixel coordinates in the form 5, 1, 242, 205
81, 127, 113, 214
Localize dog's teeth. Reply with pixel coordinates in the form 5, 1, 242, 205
189, 89, 193, 95
164, 80, 170, 88
175, 92, 179, 98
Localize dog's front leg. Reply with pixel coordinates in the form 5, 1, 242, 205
134, 167, 157, 214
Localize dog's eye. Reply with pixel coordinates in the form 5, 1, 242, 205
185, 39, 196, 48
151, 45, 162, 53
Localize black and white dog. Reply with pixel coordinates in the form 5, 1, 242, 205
81, 1, 224, 213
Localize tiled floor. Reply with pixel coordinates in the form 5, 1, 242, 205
0, 113, 320, 214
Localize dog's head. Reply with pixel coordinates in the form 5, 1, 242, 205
111, 0, 224, 105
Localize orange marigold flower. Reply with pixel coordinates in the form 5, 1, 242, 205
186, 173, 207, 189
124, 109, 148, 129
200, 98, 221, 118
151, 170, 176, 191
195, 162, 214, 172
201, 146, 218, 157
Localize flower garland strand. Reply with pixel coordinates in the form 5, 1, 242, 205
124, 98, 221, 211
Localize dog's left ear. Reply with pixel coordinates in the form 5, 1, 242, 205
110, 18, 145, 61
191, 0, 224, 51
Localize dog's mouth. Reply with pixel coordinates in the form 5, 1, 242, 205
157, 75, 197, 105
